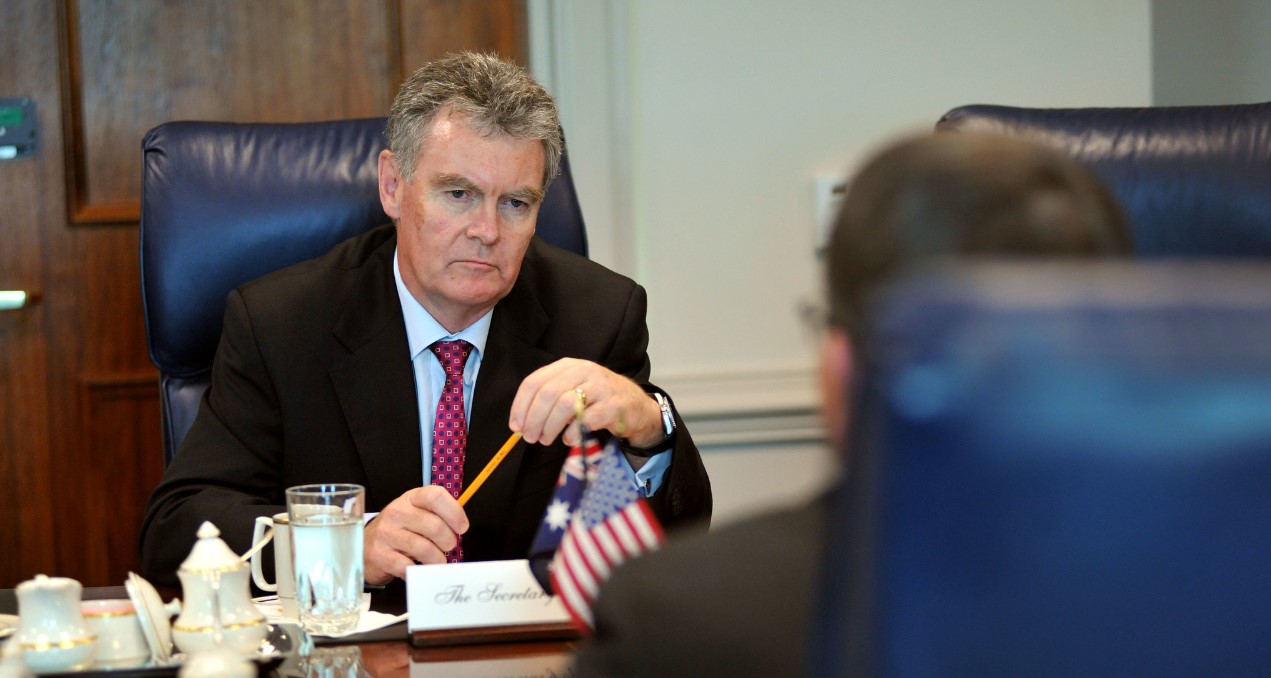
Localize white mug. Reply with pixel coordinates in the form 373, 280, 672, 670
250, 512, 296, 617
80, 599, 148, 668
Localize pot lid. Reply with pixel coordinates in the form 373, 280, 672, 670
179, 521, 245, 573
15, 573, 81, 594
125, 571, 181, 664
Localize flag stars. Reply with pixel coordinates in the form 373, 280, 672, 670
544, 498, 573, 532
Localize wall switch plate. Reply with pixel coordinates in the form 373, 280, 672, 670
0, 98, 37, 160
814, 176, 847, 254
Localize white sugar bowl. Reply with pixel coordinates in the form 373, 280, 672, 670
80, 599, 149, 668
171, 522, 268, 656
14, 575, 97, 673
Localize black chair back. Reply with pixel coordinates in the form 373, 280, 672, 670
937, 102, 1271, 257
140, 118, 587, 463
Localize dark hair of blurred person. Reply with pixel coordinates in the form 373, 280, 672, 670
571, 130, 1130, 678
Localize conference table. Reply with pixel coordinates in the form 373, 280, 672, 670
1, 582, 578, 677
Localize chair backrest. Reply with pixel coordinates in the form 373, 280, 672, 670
140, 118, 588, 464
816, 261, 1271, 677
936, 102, 1271, 257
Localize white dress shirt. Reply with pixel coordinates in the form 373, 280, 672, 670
393, 250, 669, 495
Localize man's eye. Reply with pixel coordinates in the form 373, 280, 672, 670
507, 198, 527, 210
447, 190, 469, 200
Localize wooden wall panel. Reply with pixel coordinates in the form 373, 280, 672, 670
1, 0, 61, 587
38, 225, 163, 587
64, 0, 400, 224
69, 376, 164, 585
2, 0, 527, 589
0, 310, 54, 586
398, 0, 529, 72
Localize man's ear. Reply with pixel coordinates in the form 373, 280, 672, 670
378, 149, 403, 219
820, 329, 856, 447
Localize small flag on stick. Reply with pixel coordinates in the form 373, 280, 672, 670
528, 434, 602, 590
527, 430, 664, 632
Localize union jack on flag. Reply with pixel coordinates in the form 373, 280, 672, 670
526, 430, 664, 632
527, 433, 603, 590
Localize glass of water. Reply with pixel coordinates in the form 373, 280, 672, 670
285, 483, 365, 635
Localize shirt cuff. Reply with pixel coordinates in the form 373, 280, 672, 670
622, 448, 672, 497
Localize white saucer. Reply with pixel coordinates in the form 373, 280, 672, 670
0, 612, 18, 639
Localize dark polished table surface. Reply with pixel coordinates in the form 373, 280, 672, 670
1, 583, 577, 677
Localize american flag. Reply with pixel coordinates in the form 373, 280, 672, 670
527, 433, 603, 591
527, 432, 664, 632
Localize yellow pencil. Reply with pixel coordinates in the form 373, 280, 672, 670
458, 432, 523, 507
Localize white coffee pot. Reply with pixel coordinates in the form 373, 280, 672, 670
13, 575, 96, 673
171, 522, 268, 656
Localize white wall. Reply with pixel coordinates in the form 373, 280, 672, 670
533, 0, 1154, 526
1153, 0, 1271, 105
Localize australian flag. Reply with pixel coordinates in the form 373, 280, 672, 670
527, 429, 664, 632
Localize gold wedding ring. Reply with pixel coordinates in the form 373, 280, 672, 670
574, 387, 587, 419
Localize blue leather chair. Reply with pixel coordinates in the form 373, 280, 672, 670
140, 118, 588, 464
816, 262, 1271, 677
936, 102, 1271, 257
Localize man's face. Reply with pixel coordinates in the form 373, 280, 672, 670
821, 329, 854, 451
379, 109, 545, 331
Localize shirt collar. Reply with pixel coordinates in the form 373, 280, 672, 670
393, 249, 492, 360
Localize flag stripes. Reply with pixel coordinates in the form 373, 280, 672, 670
540, 438, 666, 633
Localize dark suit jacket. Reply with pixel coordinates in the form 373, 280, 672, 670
572, 491, 832, 677
139, 224, 711, 586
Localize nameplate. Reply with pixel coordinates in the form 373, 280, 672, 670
405, 559, 572, 637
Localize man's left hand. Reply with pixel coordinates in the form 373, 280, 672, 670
508, 358, 663, 447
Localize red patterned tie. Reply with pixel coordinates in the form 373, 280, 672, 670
430, 339, 472, 563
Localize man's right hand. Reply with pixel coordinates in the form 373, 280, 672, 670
363, 485, 470, 585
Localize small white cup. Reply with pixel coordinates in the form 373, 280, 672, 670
251, 512, 297, 618
80, 599, 148, 668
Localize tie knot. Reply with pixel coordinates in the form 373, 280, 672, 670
429, 340, 472, 378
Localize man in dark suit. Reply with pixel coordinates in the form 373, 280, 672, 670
139, 52, 711, 587
571, 131, 1132, 676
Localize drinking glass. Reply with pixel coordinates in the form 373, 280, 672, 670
298, 646, 364, 677
285, 483, 365, 635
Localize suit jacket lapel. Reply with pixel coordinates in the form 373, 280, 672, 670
328, 238, 424, 510
325, 236, 561, 525
464, 276, 557, 532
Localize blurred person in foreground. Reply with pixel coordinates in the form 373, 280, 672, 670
571, 131, 1132, 677
140, 52, 711, 587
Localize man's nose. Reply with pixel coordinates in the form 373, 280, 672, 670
466, 203, 500, 244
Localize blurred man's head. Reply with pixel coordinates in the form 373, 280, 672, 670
820, 132, 1132, 442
